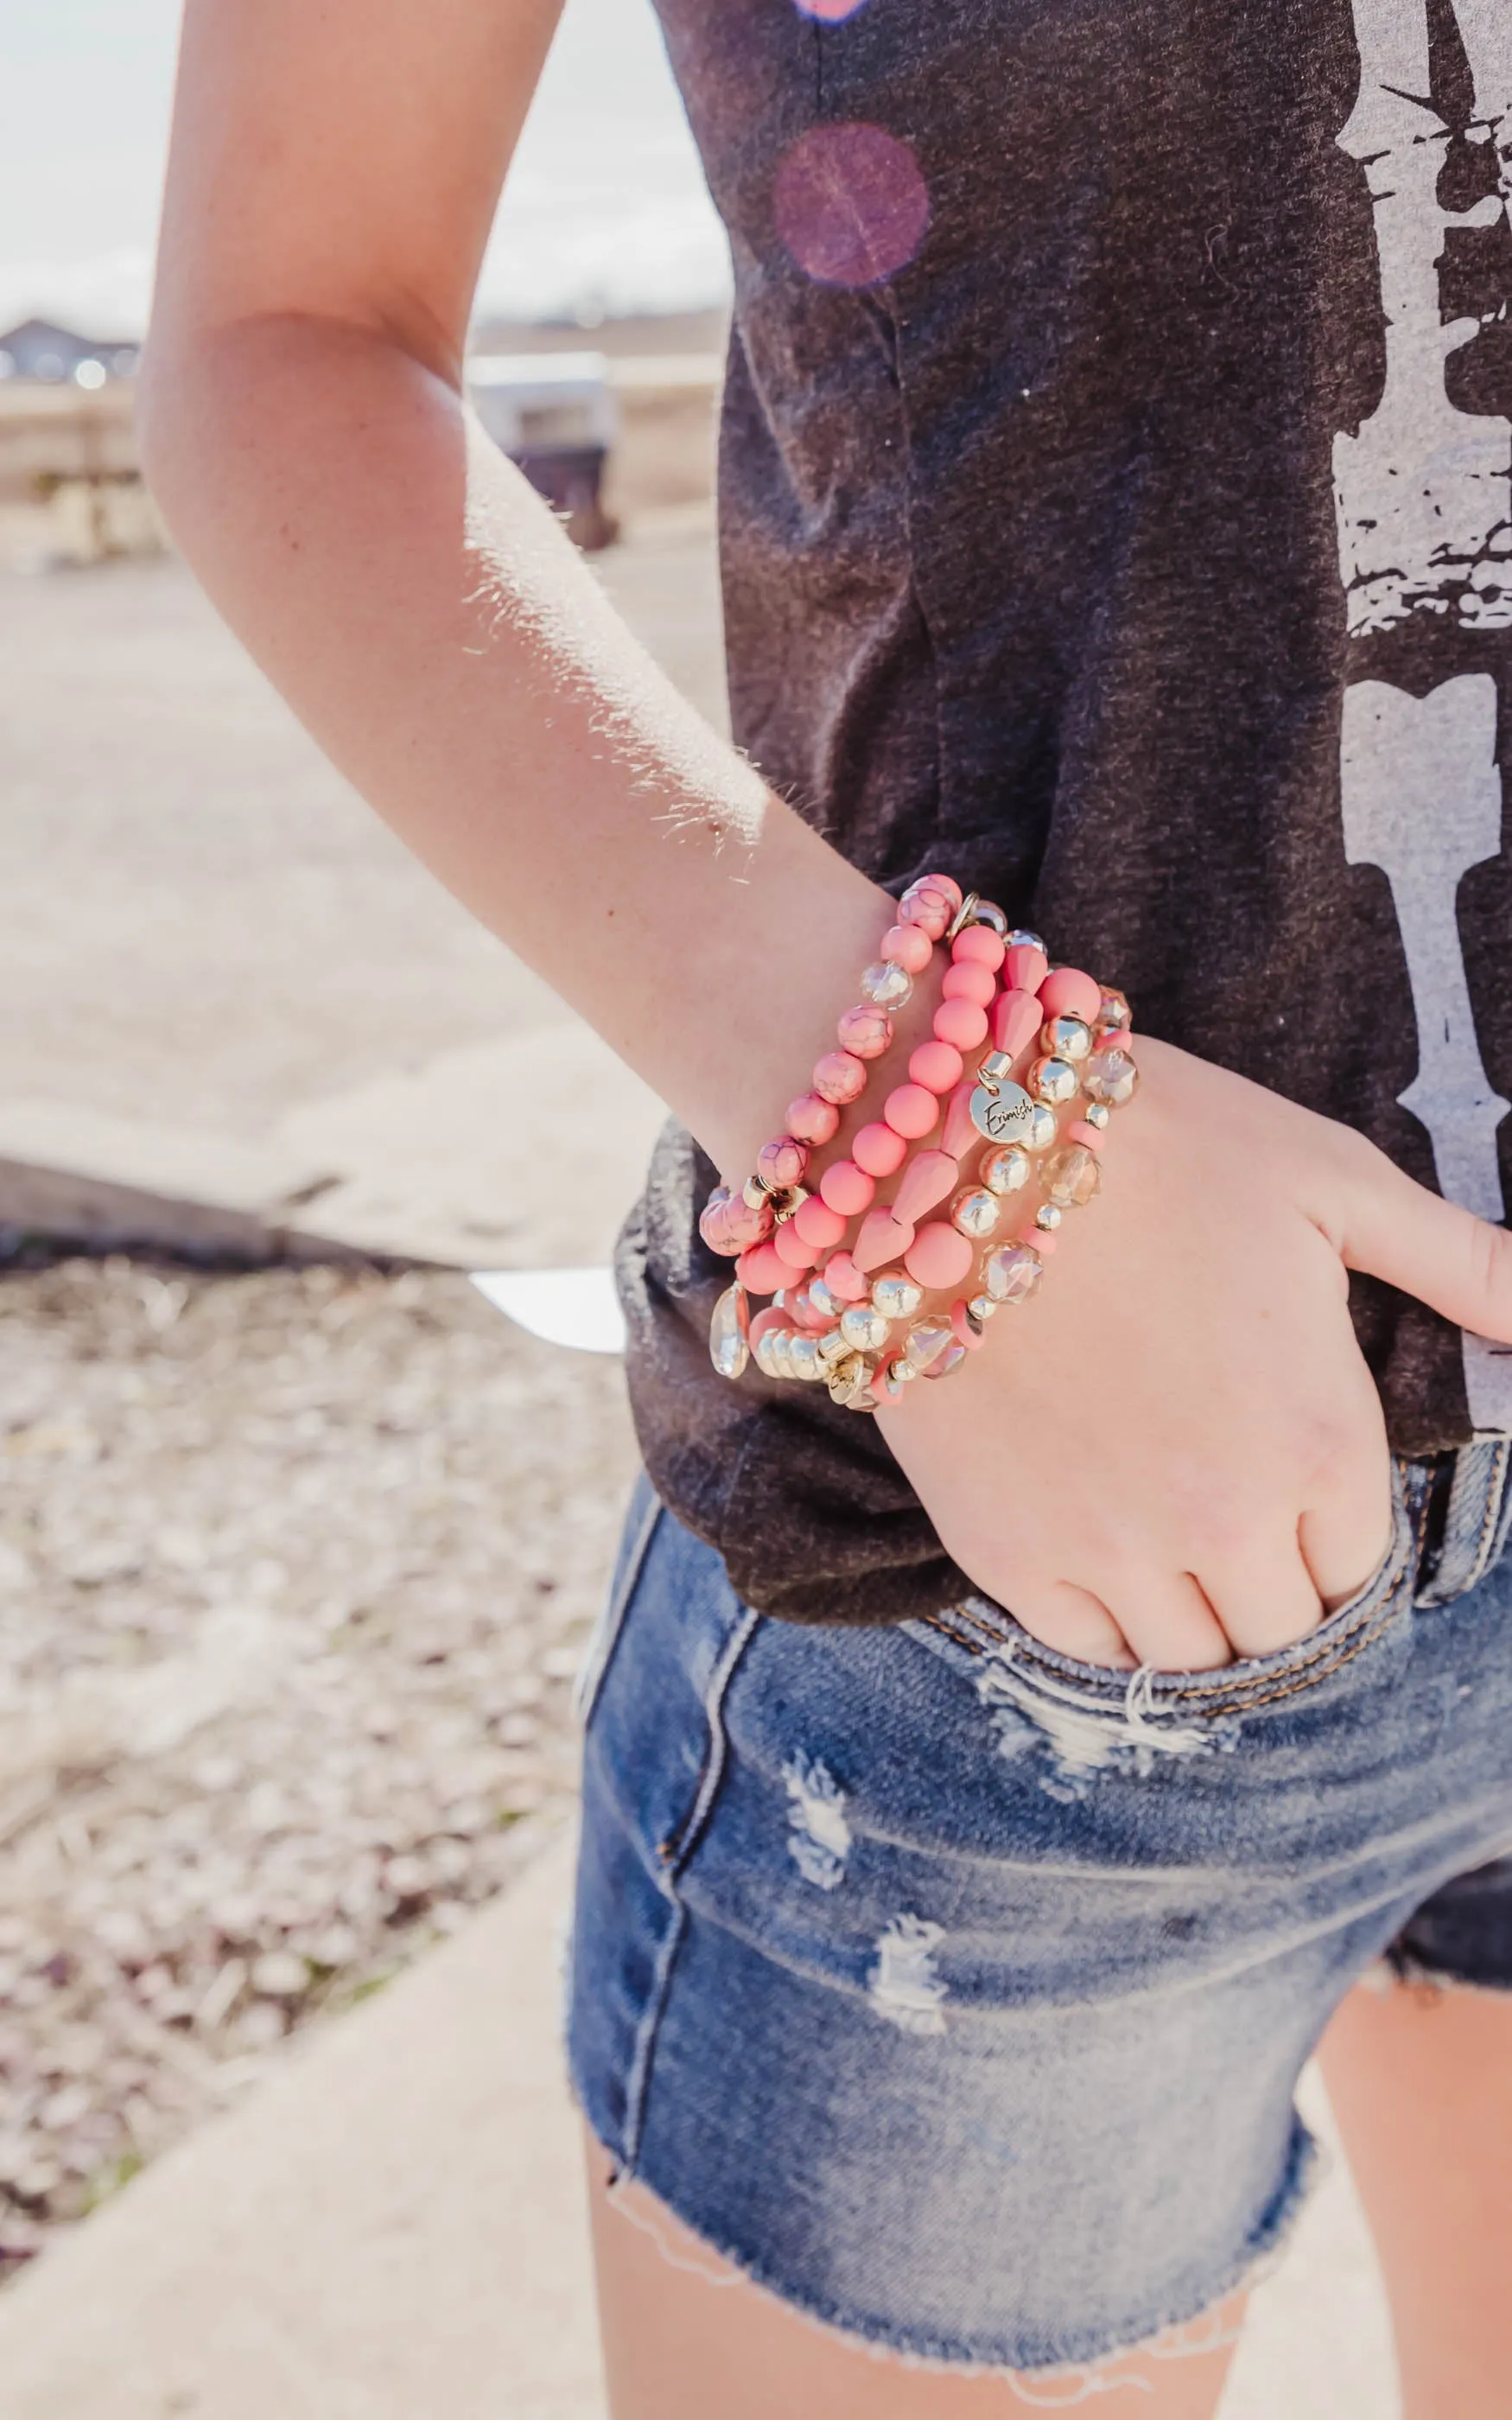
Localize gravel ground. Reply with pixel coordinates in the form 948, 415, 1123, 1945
0, 1254, 638, 2280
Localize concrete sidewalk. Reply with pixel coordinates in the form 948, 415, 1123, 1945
0, 1825, 1399, 2418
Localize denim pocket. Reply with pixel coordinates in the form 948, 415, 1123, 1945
908, 1462, 1415, 1730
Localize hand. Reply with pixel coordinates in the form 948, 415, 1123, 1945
879, 1037, 1512, 1670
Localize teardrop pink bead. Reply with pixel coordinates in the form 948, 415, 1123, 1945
942, 1081, 981, 1159
892, 1148, 961, 1226
1067, 1118, 1105, 1153
951, 1298, 986, 1349
992, 990, 1043, 1058
1005, 942, 1049, 992
853, 1207, 917, 1274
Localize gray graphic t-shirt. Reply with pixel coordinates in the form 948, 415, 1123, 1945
617, 0, 1512, 1624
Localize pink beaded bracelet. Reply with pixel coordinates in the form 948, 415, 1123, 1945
705, 895, 1137, 1405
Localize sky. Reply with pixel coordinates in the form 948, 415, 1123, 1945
0, 0, 730, 336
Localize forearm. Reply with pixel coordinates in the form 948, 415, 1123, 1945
139, 313, 893, 1177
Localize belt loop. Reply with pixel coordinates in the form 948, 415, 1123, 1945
1416, 1438, 1512, 1607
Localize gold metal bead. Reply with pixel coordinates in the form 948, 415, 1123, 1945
826, 1353, 870, 1406
950, 1187, 1001, 1240
1035, 1202, 1064, 1232
980, 1143, 1031, 1196
977, 1049, 1014, 1088
1026, 1104, 1058, 1150
1041, 1014, 1092, 1063
816, 1326, 853, 1368
871, 1270, 924, 1321
971, 900, 1010, 936
1084, 1102, 1112, 1130
1031, 1054, 1079, 1105
840, 1303, 892, 1353
944, 890, 981, 943
1004, 927, 1045, 952
967, 1292, 998, 1323
742, 1175, 770, 1210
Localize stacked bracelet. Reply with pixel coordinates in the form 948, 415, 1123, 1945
702, 876, 1138, 1410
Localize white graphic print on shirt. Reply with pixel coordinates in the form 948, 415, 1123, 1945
1337, 0, 1512, 1425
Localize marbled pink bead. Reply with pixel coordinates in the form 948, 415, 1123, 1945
822, 1250, 869, 1302
941, 1080, 982, 1160
758, 1134, 810, 1190
941, 960, 997, 1008
904, 1222, 975, 1291
773, 1220, 821, 1271
854, 1206, 917, 1273
1039, 966, 1102, 1022
909, 1039, 964, 1095
884, 1083, 940, 1141
736, 1240, 786, 1295
837, 1003, 893, 1060
898, 882, 955, 942
892, 1147, 960, 1226
880, 921, 933, 974
1005, 942, 1050, 993
698, 1188, 772, 1256
812, 1049, 867, 1106
951, 1298, 986, 1350
794, 1194, 846, 1250
1067, 1118, 1105, 1153
934, 997, 989, 1052
951, 926, 1006, 971
853, 1121, 909, 1178
992, 990, 1044, 1059
820, 1159, 875, 1216
915, 871, 963, 911
787, 1092, 841, 1147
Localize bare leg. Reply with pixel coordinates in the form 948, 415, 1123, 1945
585, 2130, 1242, 2419
1320, 1977, 1512, 2420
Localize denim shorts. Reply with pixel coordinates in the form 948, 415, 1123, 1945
566, 1445, 1512, 2379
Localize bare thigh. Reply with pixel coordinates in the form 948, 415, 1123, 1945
585, 2130, 1243, 2419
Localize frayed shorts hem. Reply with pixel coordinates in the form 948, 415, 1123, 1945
575, 2094, 1321, 2385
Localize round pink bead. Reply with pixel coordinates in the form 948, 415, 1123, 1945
735, 1241, 786, 1295
822, 1251, 869, 1302
951, 1298, 986, 1350
748, 1303, 787, 1348
789, 1286, 834, 1333
933, 997, 989, 1052
811, 1049, 867, 1106
773, 1220, 821, 1271
1039, 966, 1102, 1022
909, 1039, 965, 1095
951, 926, 1007, 971
941, 959, 997, 1008
793, 1194, 846, 1250
757, 1134, 809, 1191
820, 1159, 875, 1216
786, 1092, 841, 1147
1005, 942, 1050, 993
1067, 1118, 1105, 1153
837, 1003, 893, 1060
853, 1120, 909, 1177
880, 921, 933, 974
904, 1222, 975, 1291
884, 1084, 940, 1141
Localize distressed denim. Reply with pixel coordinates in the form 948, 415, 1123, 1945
567, 1451, 1512, 2377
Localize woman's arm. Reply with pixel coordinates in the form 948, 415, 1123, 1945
140, 0, 893, 1182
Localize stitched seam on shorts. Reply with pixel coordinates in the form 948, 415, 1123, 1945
1470, 1438, 1510, 1588
656, 1607, 760, 1876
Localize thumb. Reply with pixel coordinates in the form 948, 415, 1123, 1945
1333, 1139, 1512, 1344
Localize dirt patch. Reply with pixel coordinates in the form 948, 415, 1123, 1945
0, 1255, 638, 2277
